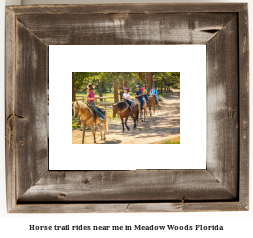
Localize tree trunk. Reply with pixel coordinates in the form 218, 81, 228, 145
139, 72, 143, 81
146, 72, 152, 94
123, 75, 128, 88
113, 80, 119, 103
120, 91, 123, 100
98, 80, 103, 101
72, 72, 76, 102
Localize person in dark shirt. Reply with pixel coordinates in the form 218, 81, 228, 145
135, 85, 144, 109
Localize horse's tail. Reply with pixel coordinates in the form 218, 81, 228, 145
105, 111, 109, 132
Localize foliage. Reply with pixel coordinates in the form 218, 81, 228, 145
73, 72, 180, 92
153, 72, 180, 89
72, 118, 81, 129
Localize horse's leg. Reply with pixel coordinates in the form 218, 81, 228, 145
138, 105, 141, 123
156, 103, 158, 114
97, 123, 103, 140
82, 122, 86, 144
136, 108, 139, 129
133, 110, 137, 129
103, 121, 106, 140
121, 117, 125, 132
136, 107, 139, 125
91, 124, 96, 143
125, 116, 130, 131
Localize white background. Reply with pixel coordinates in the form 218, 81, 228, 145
0, 1, 252, 238
49, 45, 206, 170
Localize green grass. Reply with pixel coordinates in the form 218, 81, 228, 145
106, 109, 119, 120
72, 118, 81, 129
162, 137, 180, 144
158, 91, 172, 100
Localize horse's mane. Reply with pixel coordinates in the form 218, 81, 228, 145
75, 101, 89, 109
117, 101, 126, 108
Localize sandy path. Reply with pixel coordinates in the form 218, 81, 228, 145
72, 90, 180, 144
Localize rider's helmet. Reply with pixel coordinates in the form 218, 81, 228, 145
143, 84, 146, 87
136, 85, 140, 88
124, 87, 129, 91
152, 85, 156, 88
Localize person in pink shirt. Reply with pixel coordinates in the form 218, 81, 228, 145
86, 83, 105, 121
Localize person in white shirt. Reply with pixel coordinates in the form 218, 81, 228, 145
123, 88, 130, 100
122, 87, 132, 110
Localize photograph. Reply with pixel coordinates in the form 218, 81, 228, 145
72, 72, 180, 144
3, 2, 249, 216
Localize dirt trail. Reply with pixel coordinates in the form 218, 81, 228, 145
72, 89, 180, 144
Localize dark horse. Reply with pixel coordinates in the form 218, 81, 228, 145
112, 100, 139, 132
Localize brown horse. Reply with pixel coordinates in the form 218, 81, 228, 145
73, 101, 108, 144
148, 95, 159, 116
113, 100, 139, 132
133, 97, 148, 122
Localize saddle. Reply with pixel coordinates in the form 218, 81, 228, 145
135, 97, 141, 104
87, 105, 106, 120
123, 99, 136, 108
97, 107, 106, 116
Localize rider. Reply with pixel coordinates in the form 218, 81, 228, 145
141, 84, 149, 105
86, 83, 106, 121
149, 85, 158, 103
122, 87, 133, 111
135, 85, 144, 110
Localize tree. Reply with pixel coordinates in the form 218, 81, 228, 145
98, 80, 103, 101
146, 72, 152, 94
113, 79, 119, 103
139, 72, 143, 81
72, 72, 179, 102
72, 72, 76, 102
123, 77, 128, 88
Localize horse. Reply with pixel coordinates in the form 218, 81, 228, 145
112, 100, 139, 132
133, 97, 148, 122
148, 95, 159, 116
73, 101, 108, 144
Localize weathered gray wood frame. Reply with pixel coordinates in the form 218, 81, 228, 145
5, 3, 249, 213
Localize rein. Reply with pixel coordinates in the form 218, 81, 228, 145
117, 101, 129, 114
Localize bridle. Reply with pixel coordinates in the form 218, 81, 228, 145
115, 101, 129, 114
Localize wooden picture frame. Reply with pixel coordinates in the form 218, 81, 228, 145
5, 3, 249, 213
